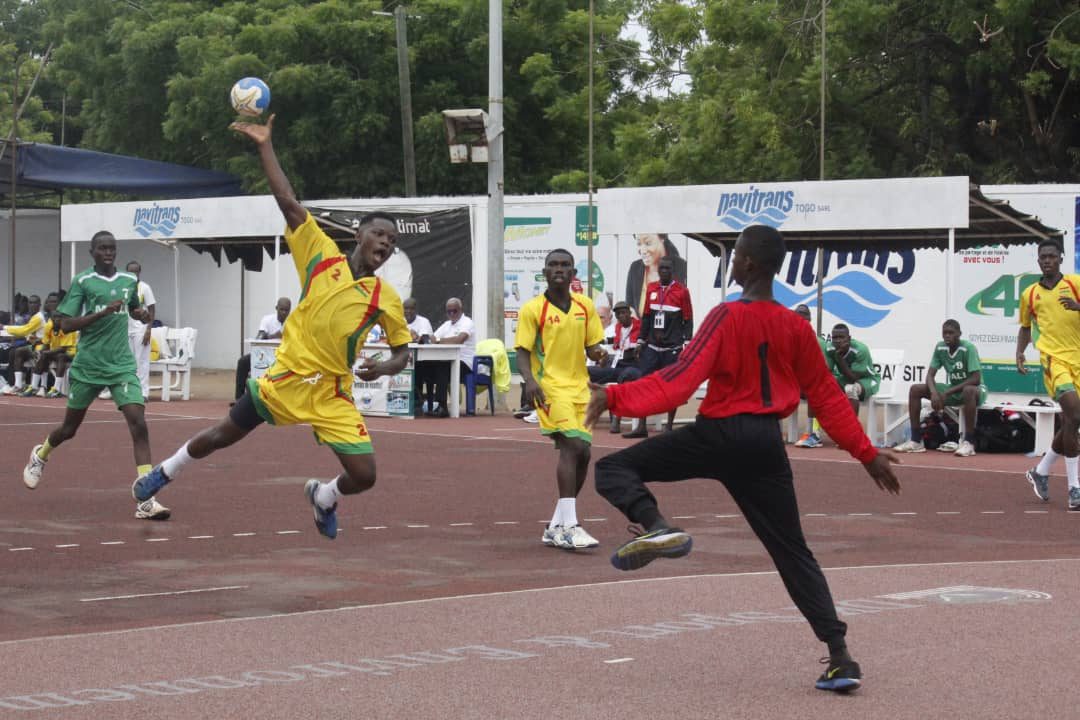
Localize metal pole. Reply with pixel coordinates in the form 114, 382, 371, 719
9, 59, 18, 314
487, 0, 504, 343
586, 0, 595, 297
172, 244, 180, 326
394, 6, 417, 196
815, 0, 826, 337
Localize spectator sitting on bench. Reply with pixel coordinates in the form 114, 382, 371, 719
793, 304, 829, 448
825, 323, 880, 418
893, 319, 985, 457
2, 293, 48, 395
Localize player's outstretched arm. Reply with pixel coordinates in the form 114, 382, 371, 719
230, 114, 306, 230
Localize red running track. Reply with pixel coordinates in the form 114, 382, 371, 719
0, 396, 1077, 718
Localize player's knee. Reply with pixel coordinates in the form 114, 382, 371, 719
343, 467, 375, 493
908, 383, 928, 399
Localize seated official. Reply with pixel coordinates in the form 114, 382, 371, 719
825, 323, 880, 416
234, 297, 291, 401
587, 301, 642, 433
425, 297, 475, 417
893, 319, 986, 457
402, 297, 438, 413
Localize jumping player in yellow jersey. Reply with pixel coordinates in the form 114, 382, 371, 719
1017, 239, 1080, 511
515, 249, 608, 550
132, 115, 412, 538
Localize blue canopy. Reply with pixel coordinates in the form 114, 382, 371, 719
1, 142, 243, 199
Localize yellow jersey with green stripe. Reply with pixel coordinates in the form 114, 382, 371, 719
1019, 274, 1080, 366
272, 213, 411, 378
42, 318, 78, 351
515, 292, 604, 402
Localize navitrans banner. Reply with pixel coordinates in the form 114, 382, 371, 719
61, 196, 283, 241
598, 177, 969, 234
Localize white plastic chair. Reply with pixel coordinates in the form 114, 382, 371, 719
866, 348, 905, 446
149, 327, 197, 401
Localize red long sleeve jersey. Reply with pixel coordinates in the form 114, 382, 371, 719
607, 299, 878, 465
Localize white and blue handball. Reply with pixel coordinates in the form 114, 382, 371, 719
230, 77, 271, 117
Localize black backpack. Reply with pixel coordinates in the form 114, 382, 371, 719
973, 406, 1036, 453
920, 412, 960, 450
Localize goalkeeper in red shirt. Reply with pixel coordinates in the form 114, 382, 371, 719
585, 224, 901, 693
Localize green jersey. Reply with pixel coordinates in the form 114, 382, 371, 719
825, 337, 881, 392
58, 268, 140, 384
929, 339, 981, 386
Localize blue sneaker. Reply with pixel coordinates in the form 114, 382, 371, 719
815, 658, 862, 692
611, 526, 692, 571
304, 479, 338, 539
132, 466, 171, 502
1026, 468, 1050, 502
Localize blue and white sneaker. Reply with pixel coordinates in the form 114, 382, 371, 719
132, 465, 171, 502
304, 479, 338, 539
1026, 468, 1050, 502
1068, 486, 1080, 511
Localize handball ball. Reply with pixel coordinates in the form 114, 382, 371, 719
230, 77, 271, 117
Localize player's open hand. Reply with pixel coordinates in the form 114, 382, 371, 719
1059, 296, 1080, 312
230, 113, 274, 144
583, 382, 609, 429
1016, 351, 1029, 375
864, 449, 901, 495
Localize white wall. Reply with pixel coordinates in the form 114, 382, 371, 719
0, 210, 65, 306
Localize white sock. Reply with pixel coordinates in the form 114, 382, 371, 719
161, 442, 195, 480
557, 497, 578, 528
56, 373, 66, 394
1066, 456, 1079, 490
14, 371, 23, 387
30, 373, 41, 390
1036, 448, 1060, 476
315, 477, 342, 509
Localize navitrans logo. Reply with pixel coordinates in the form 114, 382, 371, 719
133, 204, 181, 238
725, 248, 914, 328
716, 186, 795, 230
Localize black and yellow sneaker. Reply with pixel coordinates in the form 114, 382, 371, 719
814, 658, 862, 692
610, 526, 692, 571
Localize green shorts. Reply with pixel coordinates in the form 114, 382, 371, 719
935, 383, 988, 407
67, 374, 144, 410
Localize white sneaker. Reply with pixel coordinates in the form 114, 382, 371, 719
34, 387, 46, 398
541, 524, 563, 546
893, 439, 926, 453
98, 388, 112, 400
23, 444, 46, 489
135, 496, 171, 520
523, 411, 539, 424
3, 384, 24, 396
559, 525, 599, 550
954, 440, 976, 457
937, 441, 959, 453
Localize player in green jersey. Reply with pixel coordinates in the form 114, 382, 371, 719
893, 319, 986, 457
21, 231, 170, 520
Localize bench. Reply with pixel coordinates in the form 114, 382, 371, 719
872, 394, 1059, 455
149, 327, 198, 401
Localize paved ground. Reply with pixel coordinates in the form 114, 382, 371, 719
0, 391, 1075, 718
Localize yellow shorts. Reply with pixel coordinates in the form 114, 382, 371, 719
1041, 354, 1080, 400
538, 395, 592, 443
248, 369, 373, 455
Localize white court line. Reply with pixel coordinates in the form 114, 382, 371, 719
100, 541, 125, 546
188, 535, 214, 539
407, 524, 429, 528
583, 517, 606, 522
936, 511, 961, 515
8, 547, 32, 552
804, 513, 827, 517
276, 530, 301, 535
233, 532, 256, 537
672, 515, 696, 519
604, 658, 634, 664
145, 538, 169, 542
449, 522, 473, 527
363, 526, 387, 530
981, 511, 1005, 515
5, 556, 1079, 647
55, 544, 79, 548
79, 585, 248, 603
493, 521, 518, 525
891, 512, 917, 516
1025, 511, 1050, 514
848, 513, 872, 516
